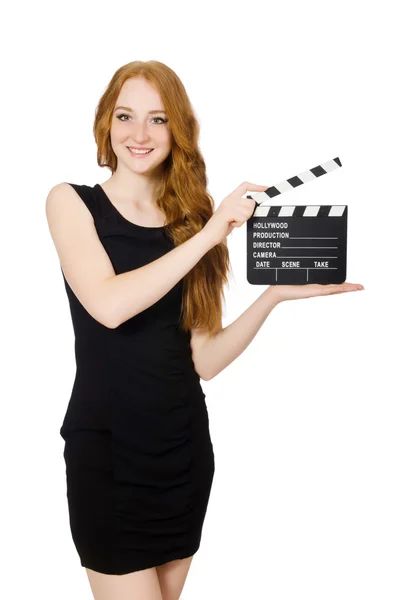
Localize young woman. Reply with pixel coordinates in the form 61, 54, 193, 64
46, 60, 364, 600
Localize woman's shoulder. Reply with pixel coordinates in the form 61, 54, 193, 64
46, 182, 96, 218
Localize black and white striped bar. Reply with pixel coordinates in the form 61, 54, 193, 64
247, 157, 342, 207
247, 204, 348, 285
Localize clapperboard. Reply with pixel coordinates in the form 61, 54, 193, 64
246, 157, 347, 285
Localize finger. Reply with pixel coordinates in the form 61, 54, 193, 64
238, 203, 258, 221
241, 194, 264, 219
241, 195, 259, 207
248, 199, 258, 219
230, 218, 244, 228
323, 283, 363, 295
238, 181, 269, 194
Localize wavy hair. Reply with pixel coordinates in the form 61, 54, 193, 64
93, 60, 231, 335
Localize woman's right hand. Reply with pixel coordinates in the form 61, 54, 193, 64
202, 181, 269, 246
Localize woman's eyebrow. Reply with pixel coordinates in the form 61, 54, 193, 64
114, 106, 167, 114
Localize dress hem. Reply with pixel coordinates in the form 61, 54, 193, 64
80, 543, 201, 576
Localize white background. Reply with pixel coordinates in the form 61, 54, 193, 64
2, 0, 396, 598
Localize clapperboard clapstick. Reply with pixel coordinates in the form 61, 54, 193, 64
246, 157, 347, 285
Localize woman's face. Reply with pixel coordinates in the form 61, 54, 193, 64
110, 77, 172, 175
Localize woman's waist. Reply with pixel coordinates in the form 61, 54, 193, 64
73, 345, 202, 394
67, 364, 204, 419
75, 319, 190, 350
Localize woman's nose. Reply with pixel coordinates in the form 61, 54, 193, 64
131, 122, 150, 141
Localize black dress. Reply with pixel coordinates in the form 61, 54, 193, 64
59, 183, 215, 575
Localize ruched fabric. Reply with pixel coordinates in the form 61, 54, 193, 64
60, 183, 215, 575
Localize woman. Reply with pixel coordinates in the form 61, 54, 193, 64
46, 60, 364, 600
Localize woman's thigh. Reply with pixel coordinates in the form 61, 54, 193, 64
156, 555, 194, 600
85, 566, 163, 600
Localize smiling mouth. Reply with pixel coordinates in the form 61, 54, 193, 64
127, 147, 154, 155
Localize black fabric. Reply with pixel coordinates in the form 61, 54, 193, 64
60, 183, 215, 575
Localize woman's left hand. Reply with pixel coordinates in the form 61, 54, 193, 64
268, 282, 365, 304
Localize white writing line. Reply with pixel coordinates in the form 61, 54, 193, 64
256, 256, 338, 259
280, 246, 338, 249
254, 267, 338, 270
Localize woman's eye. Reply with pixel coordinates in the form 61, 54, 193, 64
116, 114, 167, 124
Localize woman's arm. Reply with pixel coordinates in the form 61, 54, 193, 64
193, 287, 279, 381
104, 229, 215, 328
192, 280, 364, 380
46, 183, 217, 328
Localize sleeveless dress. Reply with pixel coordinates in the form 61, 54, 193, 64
59, 183, 215, 575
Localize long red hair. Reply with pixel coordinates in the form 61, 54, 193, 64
93, 60, 231, 335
